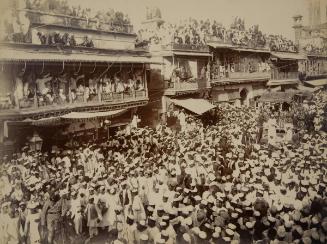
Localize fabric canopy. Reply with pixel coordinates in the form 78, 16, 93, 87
171, 98, 216, 115
61, 109, 127, 120
0, 48, 153, 63
271, 52, 307, 60
304, 79, 327, 87
267, 79, 299, 86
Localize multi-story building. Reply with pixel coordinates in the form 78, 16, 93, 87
137, 16, 212, 127
293, 1, 327, 88
0, 5, 151, 154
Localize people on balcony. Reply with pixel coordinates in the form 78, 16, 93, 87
210, 58, 271, 80
5, 68, 146, 110
303, 42, 327, 55
268, 35, 298, 52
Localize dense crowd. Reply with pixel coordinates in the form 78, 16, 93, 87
1, 0, 132, 43
26, 0, 131, 27
36, 32, 94, 48
268, 35, 298, 53
0, 90, 326, 244
137, 17, 298, 52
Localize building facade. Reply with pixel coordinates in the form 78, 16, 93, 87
0, 6, 151, 154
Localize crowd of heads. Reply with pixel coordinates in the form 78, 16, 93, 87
0, 0, 132, 43
36, 32, 94, 48
268, 35, 298, 53
137, 17, 300, 53
0, 89, 326, 243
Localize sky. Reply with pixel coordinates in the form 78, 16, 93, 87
66, 0, 308, 40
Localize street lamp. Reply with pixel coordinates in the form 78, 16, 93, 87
29, 131, 43, 151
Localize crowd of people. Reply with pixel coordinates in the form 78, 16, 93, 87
0, 89, 326, 244
137, 17, 299, 53
36, 32, 94, 48
0, 0, 132, 43
268, 35, 298, 53
8, 69, 145, 109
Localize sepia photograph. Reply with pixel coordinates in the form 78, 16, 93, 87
0, 0, 326, 243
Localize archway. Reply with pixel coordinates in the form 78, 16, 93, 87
240, 88, 248, 106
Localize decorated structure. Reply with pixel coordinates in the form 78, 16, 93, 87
0, 1, 151, 154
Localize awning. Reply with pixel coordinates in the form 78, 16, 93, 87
171, 98, 216, 115
0, 48, 153, 63
304, 78, 327, 87
267, 79, 299, 86
271, 52, 307, 60
61, 109, 127, 120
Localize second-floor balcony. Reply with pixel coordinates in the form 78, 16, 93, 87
270, 71, 299, 81
211, 71, 271, 85
164, 78, 210, 95
0, 90, 148, 118
206, 35, 270, 51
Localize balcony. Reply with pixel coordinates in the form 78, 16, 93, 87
161, 43, 210, 53
211, 71, 271, 85
0, 90, 148, 118
164, 81, 199, 95
206, 35, 269, 51
24, 9, 134, 34
270, 71, 299, 80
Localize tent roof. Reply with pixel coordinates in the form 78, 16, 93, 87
171, 98, 216, 115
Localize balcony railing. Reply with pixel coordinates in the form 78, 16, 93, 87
164, 81, 198, 91
24, 9, 134, 34
0, 90, 147, 113
206, 35, 269, 50
212, 71, 271, 81
162, 43, 210, 52
270, 71, 299, 80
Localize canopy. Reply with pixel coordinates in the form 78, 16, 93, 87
304, 78, 327, 87
267, 79, 299, 86
271, 52, 307, 60
171, 98, 216, 115
61, 109, 127, 120
0, 48, 153, 63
